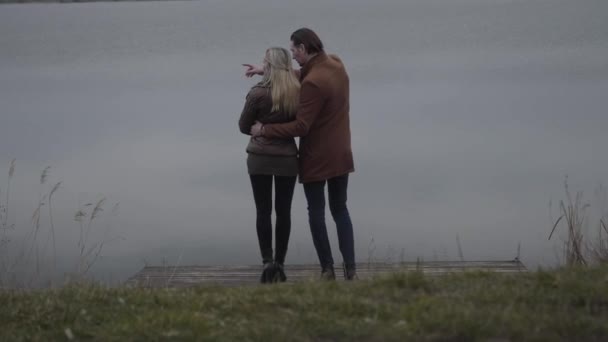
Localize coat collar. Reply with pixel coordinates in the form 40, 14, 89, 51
300, 52, 328, 80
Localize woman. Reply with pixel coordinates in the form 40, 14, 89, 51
238, 47, 300, 283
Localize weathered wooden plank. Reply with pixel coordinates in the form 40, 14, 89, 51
125, 259, 526, 288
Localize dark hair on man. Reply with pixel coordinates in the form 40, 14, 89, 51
290, 28, 324, 54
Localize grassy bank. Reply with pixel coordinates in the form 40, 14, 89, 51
1, 267, 608, 341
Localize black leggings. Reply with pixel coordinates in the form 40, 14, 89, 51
249, 175, 297, 264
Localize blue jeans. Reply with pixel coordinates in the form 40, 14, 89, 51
303, 174, 355, 270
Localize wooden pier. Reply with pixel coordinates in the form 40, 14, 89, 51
126, 259, 527, 288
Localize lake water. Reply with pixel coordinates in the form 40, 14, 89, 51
1, 0, 607, 284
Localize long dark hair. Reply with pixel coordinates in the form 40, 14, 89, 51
290, 28, 324, 54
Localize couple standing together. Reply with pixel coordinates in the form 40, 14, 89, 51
239, 28, 356, 283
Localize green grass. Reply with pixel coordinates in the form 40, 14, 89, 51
2, 267, 608, 341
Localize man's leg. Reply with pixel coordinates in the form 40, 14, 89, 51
328, 174, 356, 277
303, 180, 335, 271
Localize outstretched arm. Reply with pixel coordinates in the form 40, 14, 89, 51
243, 64, 301, 79
242, 64, 264, 78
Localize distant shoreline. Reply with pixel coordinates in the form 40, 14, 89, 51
0, 0, 191, 4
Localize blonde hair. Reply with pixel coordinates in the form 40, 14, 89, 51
260, 47, 300, 116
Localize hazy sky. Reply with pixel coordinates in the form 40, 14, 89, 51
1, 0, 607, 283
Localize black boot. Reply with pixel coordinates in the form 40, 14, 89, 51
343, 263, 358, 281
320, 264, 336, 281
260, 262, 276, 284
273, 262, 287, 283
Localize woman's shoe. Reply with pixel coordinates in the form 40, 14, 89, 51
273, 263, 287, 283
343, 263, 358, 281
320, 265, 336, 281
260, 262, 276, 284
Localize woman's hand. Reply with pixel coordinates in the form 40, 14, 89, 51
242, 64, 264, 78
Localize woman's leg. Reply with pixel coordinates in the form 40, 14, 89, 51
249, 174, 273, 264
273, 175, 297, 264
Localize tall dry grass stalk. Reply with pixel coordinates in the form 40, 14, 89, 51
548, 177, 588, 266
0, 160, 17, 286
74, 197, 119, 276
1, 159, 16, 247
589, 184, 608, 263
3, 165, 57, 287
6, 159, 15, 222
591, 219, 608, 263
48, 181, 61, 274
367, 237, 376, 269
456, 233, 465, 262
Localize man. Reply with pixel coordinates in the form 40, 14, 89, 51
246, 28, 356, 280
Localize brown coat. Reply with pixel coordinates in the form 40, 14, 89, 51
264, 53, 354, 183
239, 84, 298, 157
